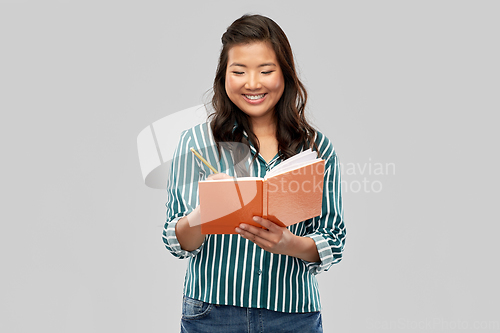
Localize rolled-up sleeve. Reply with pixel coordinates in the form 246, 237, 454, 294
303, 134, 346, 275
162, 129, 205, 259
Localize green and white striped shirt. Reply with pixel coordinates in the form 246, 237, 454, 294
163, 122, 345, 313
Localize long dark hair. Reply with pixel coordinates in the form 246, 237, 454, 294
208, 14, 318, 167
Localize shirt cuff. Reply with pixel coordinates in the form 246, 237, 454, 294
163, 216, 205, 259
303, 233, 335, 275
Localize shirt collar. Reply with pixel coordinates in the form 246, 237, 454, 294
232, 121, 282, 164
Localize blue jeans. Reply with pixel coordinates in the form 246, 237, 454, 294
180, 295, 323, 333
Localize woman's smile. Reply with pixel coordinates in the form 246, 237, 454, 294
242, 93, 267, 104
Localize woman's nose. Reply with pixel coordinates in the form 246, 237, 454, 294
244, 73, 262, 90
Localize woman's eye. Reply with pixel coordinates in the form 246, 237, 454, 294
262, 71, 274, 75
232, 71, 244, 75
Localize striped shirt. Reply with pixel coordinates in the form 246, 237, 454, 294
162, 122, 346, 313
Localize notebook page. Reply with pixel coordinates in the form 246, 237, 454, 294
265, 149, 317, 177
265, 159, 320, 179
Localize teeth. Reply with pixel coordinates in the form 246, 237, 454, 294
245, 94, 265, 100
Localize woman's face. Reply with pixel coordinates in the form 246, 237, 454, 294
225, 42, 285, 125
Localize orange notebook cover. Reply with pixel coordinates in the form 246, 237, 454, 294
198, 149, 325, 234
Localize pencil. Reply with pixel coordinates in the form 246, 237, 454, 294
190, 147, 218, 174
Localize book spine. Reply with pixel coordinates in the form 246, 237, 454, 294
262, 180, 268, 219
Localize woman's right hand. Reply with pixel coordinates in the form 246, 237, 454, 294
175, 173, 233, 252
185, 173, 233, 228
206, 173, 234, 181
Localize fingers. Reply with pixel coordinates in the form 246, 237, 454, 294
236, 217, 281, 245
238, 222, 268, 239
236, 217, 293, 256
206, 173, 233, 180
236, 225, 273, 249
251, 216, 275, 232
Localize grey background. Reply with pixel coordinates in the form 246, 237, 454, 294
1, 1, 498, 332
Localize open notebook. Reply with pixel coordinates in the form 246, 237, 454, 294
198, 149, 325, 234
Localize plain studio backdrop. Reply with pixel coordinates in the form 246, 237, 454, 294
1, 1, 498, 332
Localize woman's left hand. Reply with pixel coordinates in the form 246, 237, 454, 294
236, 217, 297, 256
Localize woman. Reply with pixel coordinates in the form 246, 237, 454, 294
163, 14, 346, 332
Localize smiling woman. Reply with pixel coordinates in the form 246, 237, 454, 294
225, 42, 285, 126
162, 14, 346, 333
224, 42, 285, 163
209, 14, 318, 165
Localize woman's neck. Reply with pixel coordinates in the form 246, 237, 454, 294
250, 115, 279, 163
249, 114, 277, 139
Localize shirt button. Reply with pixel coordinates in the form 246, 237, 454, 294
258, 269, 262, 275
